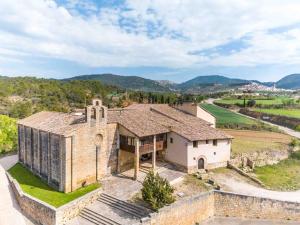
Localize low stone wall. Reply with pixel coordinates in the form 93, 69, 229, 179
143, 192, 215, 225
231, 147, 291, 168
7, 173, 56, 225
215, 191, 300, 221
7, 172, 102, 225
56, 188, 102, 224
227, 163, 265, 187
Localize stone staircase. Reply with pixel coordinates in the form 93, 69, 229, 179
80, 208, 121, 225
97, 193, 150, 219
79, 193, 151, 225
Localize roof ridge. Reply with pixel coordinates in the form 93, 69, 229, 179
149, 106, 181, 123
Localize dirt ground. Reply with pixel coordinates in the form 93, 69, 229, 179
223, 129, 292, 154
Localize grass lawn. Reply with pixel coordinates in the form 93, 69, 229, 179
253, 108, 300, 119
8, 163, 101, 207
215, 97, 295, 106
200, 103, 256, 126
254, 152, 300, 191
224, 129, 292, 155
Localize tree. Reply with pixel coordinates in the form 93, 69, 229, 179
141, 171, 175, 211
247, 99, 256, 107
0, 115, 17, 154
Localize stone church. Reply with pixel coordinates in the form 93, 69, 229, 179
18, 99, 232, 193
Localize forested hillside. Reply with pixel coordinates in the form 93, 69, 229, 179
0, 76, 116, 118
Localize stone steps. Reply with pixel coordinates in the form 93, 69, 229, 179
80, 208, 121, 225
97, 193, 150, 219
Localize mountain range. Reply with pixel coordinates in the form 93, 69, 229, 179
67, 73, 300, 93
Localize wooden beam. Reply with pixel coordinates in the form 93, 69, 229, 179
152, 135, 156, 170
134, 138, 140, 180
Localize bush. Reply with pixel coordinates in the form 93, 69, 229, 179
0, 115, 17, 154
295, 125, 300, 132
290, 138, 300, 148
141, 171, 175, 211
291, 151, 300, 160
247, 99, 256, 107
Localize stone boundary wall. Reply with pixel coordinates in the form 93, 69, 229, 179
214, 191, 300, 221
231, 148, 291, 168
7, 172, 102, 225
140, 192, 215, 225
227, 163, 265, 187
140, 190, 300, 224
7, 172, 56, 225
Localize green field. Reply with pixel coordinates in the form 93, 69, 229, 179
215, 97, 295, 106
253, 108, 300, 119
8, 163, 100, 207
200, 103, 257, 126
254, 152, 300, 191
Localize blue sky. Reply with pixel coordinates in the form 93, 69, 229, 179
1, 0, 300, 83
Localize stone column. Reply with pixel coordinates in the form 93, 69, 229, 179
152, 135, 156, 170
134, 137, 140, 180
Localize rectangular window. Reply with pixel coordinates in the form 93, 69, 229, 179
213, 139, 218, 146
193, 141, 198, 148
227, 139, 231, 145
170, 137, 173, 144
206, 140, 209, 144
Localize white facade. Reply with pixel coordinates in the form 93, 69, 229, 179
174, 103, 216, 127
165, 132, 231, 172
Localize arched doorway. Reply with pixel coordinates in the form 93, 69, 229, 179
198, 158, 205, 169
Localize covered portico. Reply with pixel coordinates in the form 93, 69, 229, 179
119, 132, 167, 180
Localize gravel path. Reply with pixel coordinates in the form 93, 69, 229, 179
212, 170, 300, 203
0, 155, 34, 225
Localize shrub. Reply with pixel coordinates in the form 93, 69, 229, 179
295, 125, 300, 132
0, 115, 17, 154
247, 99, 256, 107
290, 138, 300, 148
291, 151, 300, 160
141, 171, 175, 211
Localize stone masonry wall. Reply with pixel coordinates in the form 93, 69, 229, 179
7, 171, 102, 225
231, 148, 291, 168
7, 173, 56, 225
142, 192, 215, 225
214, 191, 300, 221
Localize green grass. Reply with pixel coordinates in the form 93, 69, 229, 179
200, 103, 256, 126
215, 97, 295, 106
8, 163, 101, 207
254, 154, 300, 191
253, 108, 300, 119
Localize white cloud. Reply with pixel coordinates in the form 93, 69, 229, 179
0, 0, 300, 71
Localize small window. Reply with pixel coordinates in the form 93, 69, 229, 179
193, 141, 198, 148
214, 152, 216, 155
170, 137, 173, 144
213, 140, 218, 146
206, 140, 209, 144
227, 139, 231, 145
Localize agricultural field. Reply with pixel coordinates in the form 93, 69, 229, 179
253, 108, 300, 119
200, 103, 279, 132
224, 129, 292, 155
254, 152, 300, 191
200, 103, 256, 126
215, 97, 296, 106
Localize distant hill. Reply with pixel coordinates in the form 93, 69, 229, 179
276, 74, 300, 89
66, 73, 300, 93
177, 75, 251, 92
68, 74, 172, 92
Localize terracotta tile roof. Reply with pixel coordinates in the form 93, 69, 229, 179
18, 104, 232, 141
18, 111, 86, 136
108, 104, 232, 141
